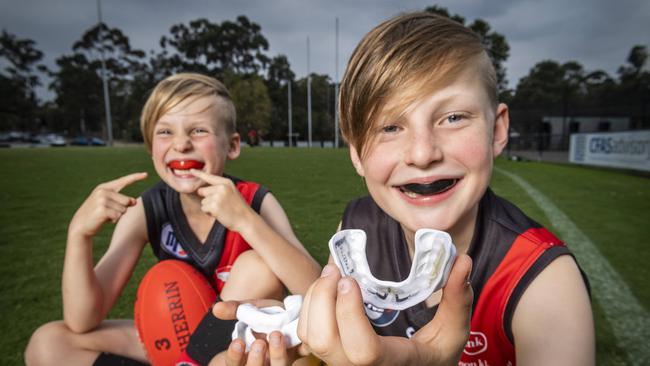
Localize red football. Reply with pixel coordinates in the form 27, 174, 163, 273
134, 260, 216, 366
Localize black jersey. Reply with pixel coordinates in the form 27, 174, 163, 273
141, 176, 268, 283
341, 188, 582, 363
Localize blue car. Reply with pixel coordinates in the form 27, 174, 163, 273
71, 137, 106, 146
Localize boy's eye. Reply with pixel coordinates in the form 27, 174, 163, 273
191, 128, 209, 135
155, 129, 172, 135
381, 125, 400, 133
446, 113, 464, 124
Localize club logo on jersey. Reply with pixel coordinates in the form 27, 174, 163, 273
463, 331, 488, 355
160, 223, 188, 259
364, 302, 399, 327
215, 265, 231, 283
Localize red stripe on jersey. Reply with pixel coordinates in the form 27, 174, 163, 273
460, 227, 564, 365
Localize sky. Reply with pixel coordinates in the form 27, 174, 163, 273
1, 0, 649, 101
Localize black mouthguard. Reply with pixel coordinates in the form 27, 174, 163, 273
402, 179, 456, 195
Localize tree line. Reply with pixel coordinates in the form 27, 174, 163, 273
1, 6, 648, 144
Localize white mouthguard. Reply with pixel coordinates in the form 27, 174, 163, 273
329, 228, 456, 310
231, 295, 302, 351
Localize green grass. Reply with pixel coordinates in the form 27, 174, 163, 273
492, 159, 650, 365
0, 147, 647, 365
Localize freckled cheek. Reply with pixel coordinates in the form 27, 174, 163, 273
151, 141, 169, 165
361, 151, 398, 184
198, 139, 229, 172
194, 137, 221, 154
448, 134, 491, 166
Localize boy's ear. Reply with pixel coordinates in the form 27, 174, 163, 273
226, 132, 241, 160
492, 103, 509, 157
349, 144, 365, 177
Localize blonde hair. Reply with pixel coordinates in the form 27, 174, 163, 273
140, 73, 236, 152
339, 12, 498, 156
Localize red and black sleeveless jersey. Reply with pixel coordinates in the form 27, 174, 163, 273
341, 188, 587, 365
142, 175, 268, 293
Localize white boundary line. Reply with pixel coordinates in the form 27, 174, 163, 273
495, 167, 650, 365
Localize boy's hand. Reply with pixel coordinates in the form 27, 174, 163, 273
192, 170, 254, 233
68, 172, 147, 238
298, 255, 473, 366
208, 300, 308, 366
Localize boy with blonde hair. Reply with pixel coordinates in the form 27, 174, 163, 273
25, 73, 320, 365
298, 12, 594, 365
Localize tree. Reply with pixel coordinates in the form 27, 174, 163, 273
226, 73, 272, 138
50, 53, 103, 136
511, 60, 587, 109
265, 55, 295, 142
158, 16, 270, 77
509, 60, 588, 147
72, 23, 145, 81
425, 6, 510, 95
51, 23, 146, 138
618, 45, 648, 80
290, 73, 334, 145
618, 45, 650, 128
309, 74, 334, 144
582, 70, 617, 111
0, 30, 47, 131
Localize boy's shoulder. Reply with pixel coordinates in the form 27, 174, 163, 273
342, 195, 391, 229
481, 189, 561, 246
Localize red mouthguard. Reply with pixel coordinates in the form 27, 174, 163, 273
168, 160, 205, 170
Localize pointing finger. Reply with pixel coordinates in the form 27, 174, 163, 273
191, 169, 228, 186
103, 172, 148, 192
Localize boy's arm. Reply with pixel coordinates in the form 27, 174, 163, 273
512, 255, 595, 365
193, 171, 321, 295
250, 193, 322, 293
62, 173, 148, 333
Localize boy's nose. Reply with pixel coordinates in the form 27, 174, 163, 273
173, 135, 192, 152
404, 129, 442, 167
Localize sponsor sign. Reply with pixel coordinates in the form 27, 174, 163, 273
569, 130, 650, 171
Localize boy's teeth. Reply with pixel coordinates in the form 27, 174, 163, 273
403, 190, 420, 198
174, 169, 191, 175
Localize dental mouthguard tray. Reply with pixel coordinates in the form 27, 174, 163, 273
329, 228, 456, 311
232, 295, 303, 351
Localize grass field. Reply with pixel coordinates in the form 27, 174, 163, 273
0, 146, 648, 365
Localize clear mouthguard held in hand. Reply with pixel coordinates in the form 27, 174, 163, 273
231, 295, 303, 351
329, 228, 457, 311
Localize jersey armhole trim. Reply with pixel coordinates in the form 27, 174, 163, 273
141, 188, 161, 257
503, 245, 572, 343
251, 185, 269, 213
